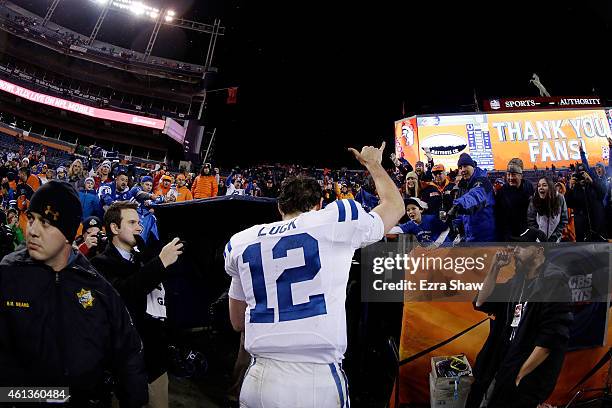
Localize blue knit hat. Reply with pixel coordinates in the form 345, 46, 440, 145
141, 176, 153, 184
457, 153, 476, 168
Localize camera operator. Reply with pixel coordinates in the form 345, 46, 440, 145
565, 162, 607, 241
76, 216, 105, 258
92, 201, 184, 408
445, 153, 496, 242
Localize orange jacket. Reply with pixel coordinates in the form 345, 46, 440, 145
27, 174, 41, 191
191, 175, 218, 199
154, 185, 171, 197
176, 186, 193, 202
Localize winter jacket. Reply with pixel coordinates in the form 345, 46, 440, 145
98, 182, 134, 210
191, 175, 218, 199
555, 182, 576, 242
91, 241, 169, 382
26, 174, 41, 192
79, 189, 103, 221
355, 188, 379, 212
495, 179, 534, 241
334, 182, 355, 200
453, 167, 496, 242
390, 214, 452, 245
420, 179, 455, 216
176, 186, 193, 202
0, 248, 148, 407
527, 194, 568, 242
467, 263, 573, 408
565, 177, 607, 241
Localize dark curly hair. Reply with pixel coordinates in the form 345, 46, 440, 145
278, 176, 322, 215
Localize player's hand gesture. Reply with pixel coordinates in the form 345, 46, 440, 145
348, 142, 385, 168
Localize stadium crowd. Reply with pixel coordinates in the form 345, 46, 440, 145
0, 135, 610, 262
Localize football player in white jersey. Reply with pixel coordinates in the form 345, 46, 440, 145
224, 142, 404, 408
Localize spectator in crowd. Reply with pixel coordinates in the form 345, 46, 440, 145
154, 175, 175, 201
565, 162, 607, 241
43, 167, 54, 184
174, 173, 193, 202
129, 176, 162, 244
420, 163, 455, 216
260, 177, 279, 198
335, 181, 354, 199
152, 164, 167, 189
79, 176, 103, 220
322, 181, 336, 206
467, 229, 573, 408
68, 158, 86, 191
56, 165, 67, 182
404, 171, 420, 199
76, 215, 104, 258
555, 181, 576, 242
99, 170, 133, 212
94, 160, 113, 189
527, 177, 568, 242
92, 201, 185, 408
493, 178, 504, 194
0, 181, 148, 407
226, 177, 245, 196
354, 183, 379, 212
495, 158, 534, 241
0, 210, 16, 259
448, 153, 496, 242
19, 166, 40, 193
0, 181, 16, 210
191, 164, 218, 199
246, 178, 262, 197
388, 197, 452, 245
6, 207, 24, 247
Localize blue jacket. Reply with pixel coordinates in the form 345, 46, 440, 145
580, 149, 611, 207
453, 167, 496, 242
98, 182, 134, 209
397, 214, 452, 244
355, 188, 379, 212
79, 189, 103, 221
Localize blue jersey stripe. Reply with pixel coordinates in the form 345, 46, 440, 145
347, 199, 358, 221
336, 200, 346, 222
329, 363, 345, 408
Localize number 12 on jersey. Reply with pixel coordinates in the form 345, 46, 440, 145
242, 233, 327, 323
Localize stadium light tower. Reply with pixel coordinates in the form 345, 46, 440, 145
42, 0, 63, 26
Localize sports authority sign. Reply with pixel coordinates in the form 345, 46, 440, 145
0, 78, 166, 130
484, 96, 602, 112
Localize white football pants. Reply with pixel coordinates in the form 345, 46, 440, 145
240, 356, 350, 408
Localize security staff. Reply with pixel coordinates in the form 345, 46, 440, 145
0, 181, 148, 407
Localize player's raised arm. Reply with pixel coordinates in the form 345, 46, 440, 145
348, 142, 405, 233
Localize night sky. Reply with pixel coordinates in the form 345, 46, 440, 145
8, 0, 612, 168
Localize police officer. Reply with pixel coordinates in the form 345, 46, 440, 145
0, 181, 148, 407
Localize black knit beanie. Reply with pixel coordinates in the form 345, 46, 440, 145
28, 180, 83, 241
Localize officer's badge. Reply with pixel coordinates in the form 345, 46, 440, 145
76, 289, 94, 309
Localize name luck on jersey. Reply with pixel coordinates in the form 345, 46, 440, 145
224, 199, 385, 364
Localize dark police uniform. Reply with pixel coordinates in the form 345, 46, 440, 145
0, 248, 148, 407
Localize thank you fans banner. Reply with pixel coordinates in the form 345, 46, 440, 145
395, 109, 612, 170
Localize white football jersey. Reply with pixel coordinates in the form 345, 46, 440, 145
224, 199, 384, 364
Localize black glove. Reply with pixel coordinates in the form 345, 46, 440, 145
447, 205, 459, 220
